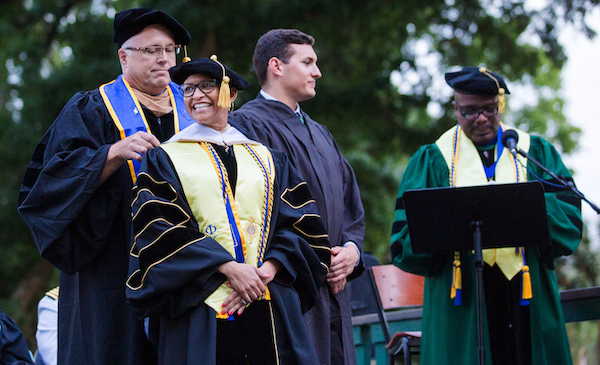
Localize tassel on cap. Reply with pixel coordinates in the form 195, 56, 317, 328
182, 45, 191, 63
479, 67, 506, 113
210, 54, 231, 109
498, 87, 506, 113
451, 252, 462, 306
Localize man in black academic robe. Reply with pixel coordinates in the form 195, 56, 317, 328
17, 8, 192, 365
231, 29, 365, 365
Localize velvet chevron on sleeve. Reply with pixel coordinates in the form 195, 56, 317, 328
526, 136, 583, 268
126, 148, 237, 319
125, 142, 329, 365
390, 144, 451, 277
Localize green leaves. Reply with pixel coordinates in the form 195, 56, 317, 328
0, 0, 598, 347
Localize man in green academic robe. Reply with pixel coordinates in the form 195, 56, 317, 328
391, 66, 582, 365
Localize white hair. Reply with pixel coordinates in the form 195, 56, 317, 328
118, 38, 136, 73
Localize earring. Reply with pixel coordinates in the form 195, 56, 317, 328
229, 102, 235, 112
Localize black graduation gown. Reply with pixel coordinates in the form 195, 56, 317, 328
125, 144, 330, 365
0, 310, 33, 364
231, 95, 365, 365
17, 88, 166, 365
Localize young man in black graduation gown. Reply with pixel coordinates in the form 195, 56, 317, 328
17, 8, 193, 365
231, 29, 365, 365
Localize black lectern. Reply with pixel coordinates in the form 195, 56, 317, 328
403, 181, 550, 365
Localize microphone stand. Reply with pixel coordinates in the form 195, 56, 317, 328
516, 148, 600, 214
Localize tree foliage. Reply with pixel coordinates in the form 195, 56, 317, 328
0, 0, 598, 350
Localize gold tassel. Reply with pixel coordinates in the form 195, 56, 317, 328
451, 253, 463, 305
182, 45, 191, 63
479, 67, 507, 114
498, 88, 506, 113
454, 261, 462, 289
455, 260, 462, 290
210, 55, 231, 108
521, 265, 532, 299
217, 76, 231, 109
451, 253, 461, 298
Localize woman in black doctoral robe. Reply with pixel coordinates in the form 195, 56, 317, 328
126, 56, 331, 365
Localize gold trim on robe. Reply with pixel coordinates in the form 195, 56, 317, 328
161, 141, 275, 318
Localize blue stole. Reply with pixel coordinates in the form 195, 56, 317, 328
482, 126, 505, 180
203, 144, 247, 263
99, 75, 192, 182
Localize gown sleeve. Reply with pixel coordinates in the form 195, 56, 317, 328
125, 147, 235, 319
390, 144, 451, 277
527, 136, 583, 268
0, 310, 34, 365
328, 129, 365, 281
17, 91, 123, 275
265, 151, 331, 313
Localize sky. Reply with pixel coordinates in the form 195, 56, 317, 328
559, 7, 600, 246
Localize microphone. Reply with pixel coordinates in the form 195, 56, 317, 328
501, 129, 519, 157
500, 128, 600, 214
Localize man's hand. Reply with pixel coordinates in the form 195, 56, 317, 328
110, 131, 160, 162
100, 131, 160, 184
326, 245, 359, 294
327, 277, 347, 295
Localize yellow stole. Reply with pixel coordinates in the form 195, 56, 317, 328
161, 141, 275, 318
436, 124, 530, 280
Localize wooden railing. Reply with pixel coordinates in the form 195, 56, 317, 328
352, 286, 600, 365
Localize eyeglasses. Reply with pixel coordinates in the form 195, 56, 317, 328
180, 80, 218, 97
457, 105, 499, 121
125, 45, 181, 56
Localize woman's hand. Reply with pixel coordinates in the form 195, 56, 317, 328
219, 260, 280, 316
257, 259, 280, 286
221, 290, 247, 316
219, 261, 266, 301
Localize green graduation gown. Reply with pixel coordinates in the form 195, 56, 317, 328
391, 131, 582, 365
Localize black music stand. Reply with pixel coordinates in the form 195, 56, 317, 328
403, 181, 550, 365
